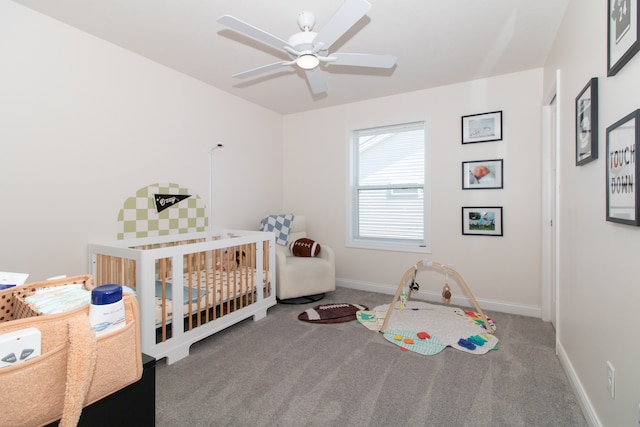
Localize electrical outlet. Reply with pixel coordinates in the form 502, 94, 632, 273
606, 361, 615, 399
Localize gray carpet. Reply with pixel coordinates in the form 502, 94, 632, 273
155, 287, 587, 426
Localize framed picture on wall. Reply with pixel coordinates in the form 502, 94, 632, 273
462, 159, 504, 189
606, 109, 640, 225
461, 111, 503, 144
462, 206, 503, 236
575, 77, 598, 166
608, 0, 640, 76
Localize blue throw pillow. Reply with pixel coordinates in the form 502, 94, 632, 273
260, 213, 295, 245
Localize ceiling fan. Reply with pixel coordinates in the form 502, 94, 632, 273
217, 0, 397, 95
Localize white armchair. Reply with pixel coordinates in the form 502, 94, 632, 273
275, 215, 336, 301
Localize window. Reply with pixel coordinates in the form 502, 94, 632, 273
349, 121, 429, 251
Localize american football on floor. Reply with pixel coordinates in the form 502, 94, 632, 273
297, 303, 368, 324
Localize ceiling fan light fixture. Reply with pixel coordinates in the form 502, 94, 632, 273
218, 0, 395, 95
296, 54, 320, 70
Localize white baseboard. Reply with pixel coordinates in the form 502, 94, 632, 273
557, 342, 601, 427
337, 278, 541, 318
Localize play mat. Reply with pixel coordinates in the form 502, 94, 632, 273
356, 260, 498, 355
357, 301, 497, 356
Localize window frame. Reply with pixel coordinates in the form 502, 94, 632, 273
347, 120, 431, 253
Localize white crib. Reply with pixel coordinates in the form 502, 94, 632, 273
87, 230, 276, 364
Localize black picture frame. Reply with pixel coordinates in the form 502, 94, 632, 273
461, 111, 503, 144
462, 159, 504, 189
606, 109, 640, 225
575, 78, 599, 165
461, 206, 503, 236
608, 0, 640, 76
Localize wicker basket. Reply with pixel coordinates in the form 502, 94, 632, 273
0, 275, 94, 322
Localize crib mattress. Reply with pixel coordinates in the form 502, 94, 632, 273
154, 269, 266, 325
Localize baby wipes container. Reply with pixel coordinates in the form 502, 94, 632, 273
90, 284, 125, 336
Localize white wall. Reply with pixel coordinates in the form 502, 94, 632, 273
283, 69, 544, 316
4, 1, 629, 424
0, 1, 283, 281
544, 0, 640, 425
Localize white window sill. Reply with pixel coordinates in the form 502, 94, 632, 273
346, 240, 431, 254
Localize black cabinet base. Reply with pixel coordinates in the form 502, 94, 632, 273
46, 353, 156, 427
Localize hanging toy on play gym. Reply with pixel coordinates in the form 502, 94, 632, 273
442, 271, 451, 305
399, 290, 407, 310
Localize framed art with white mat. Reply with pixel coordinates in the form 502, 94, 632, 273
575, 77, 598, 166
461, 111, 502, 144
608, 0, 640, 76
462, 159, 503, 189
606, 109, 640, 225
462, 206, 503, 236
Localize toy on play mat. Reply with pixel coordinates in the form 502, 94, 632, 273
356, 259, 497, 355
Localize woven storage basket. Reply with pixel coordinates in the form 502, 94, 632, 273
0, 275, 94, 322
0, 276, 142, 427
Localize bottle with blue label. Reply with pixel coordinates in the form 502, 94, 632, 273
89, 284, 125, 336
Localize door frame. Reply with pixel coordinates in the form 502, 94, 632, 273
541, 70, 560, 343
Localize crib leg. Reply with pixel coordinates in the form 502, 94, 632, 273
253, 308, 268, 321
164, 347, 191, 365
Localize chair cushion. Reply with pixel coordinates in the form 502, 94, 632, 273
289, 238, 321, 257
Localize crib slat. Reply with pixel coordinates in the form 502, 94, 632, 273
194, 251, 202, 327
187, 253, 193, 331
159, 257, 168, 343
214, 248, 219, 318
263, 240, 269, 299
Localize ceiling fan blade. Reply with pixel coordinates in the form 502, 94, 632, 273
305, 68, 328, 94
327, 53, 397, 68
218, 15, 293, 52
232, 61, 292, 79
313, 0, 371, 50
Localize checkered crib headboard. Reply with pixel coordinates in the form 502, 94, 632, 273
117, 183, 208, 240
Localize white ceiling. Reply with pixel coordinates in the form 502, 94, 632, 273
13, 0, 570, 115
